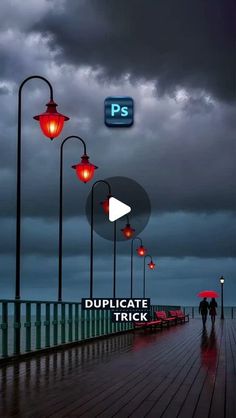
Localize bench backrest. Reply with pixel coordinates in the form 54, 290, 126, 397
175, 310, 185, 317
155, 310, 167, 320
169, 310, 177, 317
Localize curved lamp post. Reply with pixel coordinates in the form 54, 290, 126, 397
130, 237, 147, 298
91, 193, 136, 298
143, 255, 155, 298
58, 136, 97, 302
16, 75, 69, 301
90, 180, 112, 298
220, 276, 225, 320
14, 75, 69, 356
101, 196, 134, 298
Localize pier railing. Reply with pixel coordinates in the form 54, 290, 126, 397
0, 300, 180, 359
183, 306, 236, 319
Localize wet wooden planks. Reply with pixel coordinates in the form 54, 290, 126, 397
0, 319, 235, 418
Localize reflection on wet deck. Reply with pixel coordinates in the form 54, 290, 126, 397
0, 320, 235, 417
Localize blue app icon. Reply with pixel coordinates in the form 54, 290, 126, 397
104, 97, 134, 127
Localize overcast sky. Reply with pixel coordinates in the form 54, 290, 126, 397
0, 0, 235, 306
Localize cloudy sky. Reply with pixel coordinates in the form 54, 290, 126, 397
0, 0, 235, 306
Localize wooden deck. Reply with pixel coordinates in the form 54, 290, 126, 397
0, 319, 235, 417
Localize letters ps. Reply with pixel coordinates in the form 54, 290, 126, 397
105, 97, 133, 127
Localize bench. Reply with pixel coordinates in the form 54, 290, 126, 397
134, 319, 162, 330
155, 310, 177, 326
169, 310, 189, 323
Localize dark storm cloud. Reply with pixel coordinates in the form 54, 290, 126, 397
1, 92, 235, 218
0, 211, 235, 258
33, 0, 236, 102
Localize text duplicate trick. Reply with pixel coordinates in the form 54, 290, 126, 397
82, 298, 150, 322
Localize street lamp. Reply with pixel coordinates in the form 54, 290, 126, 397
101, 194, 112, 214
220, 276, 225, 320
100, 193, 120, 299
73, 154, 97, 183
143, 255, 155, 298
121, 216, 135, 239
130, 237, 147, 298
148, 261, 156, 270
34, 100, 69, 140
100, 198, 135, 298
90, 180, 112, 298
91, 192, 136, 298
14, 75, 69, 356
136, 245, 147, 257
58, 136, 97, 302
16, 76, 69, 301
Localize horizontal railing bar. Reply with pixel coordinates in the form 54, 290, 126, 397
0, 299, 82, 305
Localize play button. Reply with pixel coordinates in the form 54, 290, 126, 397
85, 176, 151, 242
109, 197, 131, 222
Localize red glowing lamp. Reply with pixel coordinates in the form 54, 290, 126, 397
101, 195, 111, 214
121, 223, 135, 239
136, 245, 147, 257
72, 154, 98, 183
34, 100, 69, 140
148, 261, 155, 270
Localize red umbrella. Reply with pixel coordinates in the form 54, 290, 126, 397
197, 290, 219, 298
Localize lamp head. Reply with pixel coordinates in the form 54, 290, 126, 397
121, 223, 135, 239
72, 154, 98, 183
148, 260, 155, 270
220, 276, 225, 284
101, 194, 112, 214
136, 245, 147, 257
34, 100, 69, 140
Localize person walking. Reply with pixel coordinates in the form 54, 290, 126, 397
199, 297, 209, 327
209, 297, 218, 325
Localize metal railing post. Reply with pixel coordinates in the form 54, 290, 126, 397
91, 310, 95, 337
53, 304, 58, 345
68, 304, 73, 342
87, 311, 91, 338
35, 303, 41, 350
45, 303, 50, 347
74, 304, 79, 341
81, 307, 85, 340
106, 310, 110, 335
14, 301, 21, 355
25, 302, 31, 352
1, 302, 8, 358
61, 304, 66, 344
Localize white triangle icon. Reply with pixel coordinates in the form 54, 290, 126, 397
109, 197, 131, 222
